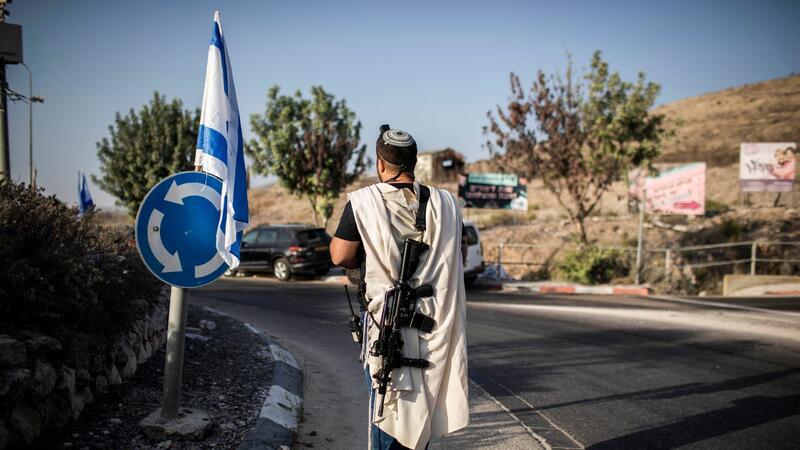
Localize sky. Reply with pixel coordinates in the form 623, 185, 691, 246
5, 0, 800, 208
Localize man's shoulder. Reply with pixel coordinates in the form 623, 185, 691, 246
347, 184, 377, 202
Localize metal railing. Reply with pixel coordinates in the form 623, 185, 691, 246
483, 240, 800, 280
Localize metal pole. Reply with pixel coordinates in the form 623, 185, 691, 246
635, 189, 646, 285
161, 285, 190, 419
750, 242, 757, 276
0, 61, 9, 180
665, 249, 672, 282
497, 243, 504, 268
20, 62, 32, 186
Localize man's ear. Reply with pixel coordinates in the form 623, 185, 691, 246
377, 158, 385, 174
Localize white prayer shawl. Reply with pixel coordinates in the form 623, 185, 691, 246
349, 182, 469, 450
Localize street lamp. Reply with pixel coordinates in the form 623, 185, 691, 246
19, 61, 44, 187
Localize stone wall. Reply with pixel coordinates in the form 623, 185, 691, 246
0, 294, 167, 449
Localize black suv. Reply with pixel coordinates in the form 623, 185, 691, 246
230, 224, 332, 281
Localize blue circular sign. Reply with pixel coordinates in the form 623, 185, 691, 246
135, 171, 229, 288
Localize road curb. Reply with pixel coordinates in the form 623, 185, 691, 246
201, 307, 304, 450
319, 274, 350, 284
499, 282, 651, 296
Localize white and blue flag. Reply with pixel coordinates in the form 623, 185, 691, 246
77, 170, 94, 216
194, 11, 249, 270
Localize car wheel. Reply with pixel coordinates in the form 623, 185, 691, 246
273, 257, 292, 281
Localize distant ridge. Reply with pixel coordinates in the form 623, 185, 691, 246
468, 74, 800, 172
655, 74, 800, 166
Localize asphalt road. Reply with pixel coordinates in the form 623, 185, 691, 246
192, 278, 800, 449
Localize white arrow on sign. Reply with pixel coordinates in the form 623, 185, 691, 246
195, 252, 224, 278
147, 209, 182, 273
164, 181, 222, 210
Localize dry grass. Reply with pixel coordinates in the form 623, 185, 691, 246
655, 74, 800, 166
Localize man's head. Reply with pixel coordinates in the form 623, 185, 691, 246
376, 124, 418, 182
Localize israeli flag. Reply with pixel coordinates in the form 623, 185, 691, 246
194, 11, 249, 270
77, 170, 94, 216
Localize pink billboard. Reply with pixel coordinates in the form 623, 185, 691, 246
739, 143, 796, 192
629, 163, 706, 215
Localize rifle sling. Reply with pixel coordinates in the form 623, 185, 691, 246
415, 184, 431, 232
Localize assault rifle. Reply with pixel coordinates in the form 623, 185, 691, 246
371, 237, 435, 417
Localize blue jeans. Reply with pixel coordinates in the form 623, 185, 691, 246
365, 366, 428, 450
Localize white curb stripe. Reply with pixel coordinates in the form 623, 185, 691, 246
259, 384, 301, 430
270, 344, 300, 370
244, 322, 261, 335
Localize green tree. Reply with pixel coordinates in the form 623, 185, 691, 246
247, 86, 370, 227
94, 92, 199, 216
485, 51, 669, 244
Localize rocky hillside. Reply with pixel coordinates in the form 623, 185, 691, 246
655, 74, 800, 167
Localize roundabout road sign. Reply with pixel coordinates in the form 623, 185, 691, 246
135, 171, 228, 288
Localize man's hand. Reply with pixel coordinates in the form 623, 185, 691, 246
330, 237, 361, 269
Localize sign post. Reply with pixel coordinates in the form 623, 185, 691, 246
635, 188, 646, 285
162, 285, 190, 419
136, 171, 228, 438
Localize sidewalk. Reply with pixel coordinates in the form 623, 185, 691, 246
475, 279, 651, 296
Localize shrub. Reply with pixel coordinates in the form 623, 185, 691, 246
719, 218, 742, 241
555, 246, 629, 285
0, 180, 159, 340
705, 198, 730, 214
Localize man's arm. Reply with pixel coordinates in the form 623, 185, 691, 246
330, 237, 361, 269
330, 201, 362, 269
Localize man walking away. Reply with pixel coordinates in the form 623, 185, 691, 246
330, 125, 469, 450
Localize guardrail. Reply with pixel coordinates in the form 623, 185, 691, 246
482, 240, 800, 280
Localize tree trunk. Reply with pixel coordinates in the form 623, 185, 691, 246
574, 216, 589, 245
307, 196, 319, 226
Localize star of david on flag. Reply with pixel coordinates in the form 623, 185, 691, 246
194, 11, 249, 270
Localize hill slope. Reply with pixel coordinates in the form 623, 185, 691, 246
655, 74, 800, 166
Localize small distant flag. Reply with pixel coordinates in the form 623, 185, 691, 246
78, 170, 94, 216
194, 11, 249, 270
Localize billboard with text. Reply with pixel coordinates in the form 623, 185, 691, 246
629, 163, 706, 215
458, 173, 528, 210
739, 143, 796, 192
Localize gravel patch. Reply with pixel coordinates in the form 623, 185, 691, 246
43, 305, 273, 449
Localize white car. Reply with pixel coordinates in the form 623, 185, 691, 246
462, 220, 484, 284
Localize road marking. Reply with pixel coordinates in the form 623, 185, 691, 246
648, 294, 800, 318
470, 371, 585, 449
468, 380, 552, 450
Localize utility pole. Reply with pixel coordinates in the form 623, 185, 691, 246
0, 60, 8, 180
0, 5, 24, 180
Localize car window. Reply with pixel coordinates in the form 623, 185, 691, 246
242, 230, 258, 246
278, 228, 293, 243
297, 229, 327, 244
464, 226, 479, 246
256, 229, 279, 245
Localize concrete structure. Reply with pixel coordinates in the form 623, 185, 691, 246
722, 275, 800, 296
416, 148, 465, 184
